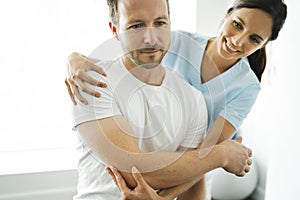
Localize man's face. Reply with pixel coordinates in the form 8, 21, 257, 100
115, 0, 171, 69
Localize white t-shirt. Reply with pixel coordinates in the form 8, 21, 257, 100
72, 58, 207, 199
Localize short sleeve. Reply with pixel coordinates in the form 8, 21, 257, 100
220, 83, 260, 130
72, 70, 121, 128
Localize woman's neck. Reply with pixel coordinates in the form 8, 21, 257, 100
200, 38, 239, 84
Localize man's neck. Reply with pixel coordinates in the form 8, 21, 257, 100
121, 58, 166, 86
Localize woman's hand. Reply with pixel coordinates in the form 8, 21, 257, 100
65, 52, 107, 105
106, 166, 172, 200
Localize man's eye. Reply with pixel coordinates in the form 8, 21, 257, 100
130, 24, 144, 29
154, 21, 166, 26
233, 20, 242, 29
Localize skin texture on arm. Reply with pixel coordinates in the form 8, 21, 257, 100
199, 116, 236, 158
176, 117, 236, 199
76, 115, 251, 190
105, 116, 242, 200
162, 117, 236, 200
107, 166, 204, 200
177, 177, 206, 200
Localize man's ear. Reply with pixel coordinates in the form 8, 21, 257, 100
109, 22, 119, 40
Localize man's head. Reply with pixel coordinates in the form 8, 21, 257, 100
107, 0, 171, 69
107, 0, 170, 27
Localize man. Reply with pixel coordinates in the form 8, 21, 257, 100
72, 0, 251, 199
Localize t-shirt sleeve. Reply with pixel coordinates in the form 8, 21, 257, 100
180, 89, 208, 148
72, 70, 121, 128
219, 83, 260, 130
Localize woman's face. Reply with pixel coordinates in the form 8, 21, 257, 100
216, 8, 273, 61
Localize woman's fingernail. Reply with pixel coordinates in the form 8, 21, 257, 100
132, 166, 138, 173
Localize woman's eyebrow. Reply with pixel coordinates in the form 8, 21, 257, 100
236, 16, 264, 41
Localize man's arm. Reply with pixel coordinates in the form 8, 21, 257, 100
76, 115, 251, 190
177, 176, 206, 200
198, 116, 237, 159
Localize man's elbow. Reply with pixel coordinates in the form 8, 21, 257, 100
119, 171, 169, 189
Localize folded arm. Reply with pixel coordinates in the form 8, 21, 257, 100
76, 115, 250, 189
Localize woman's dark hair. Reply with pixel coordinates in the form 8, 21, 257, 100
227, 0, 287, 81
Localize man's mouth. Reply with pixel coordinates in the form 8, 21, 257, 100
140, 48, 160, 54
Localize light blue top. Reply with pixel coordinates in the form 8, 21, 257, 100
162, 31, 261, 131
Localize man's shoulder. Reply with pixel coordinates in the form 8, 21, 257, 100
88, 59, 124, 82
94, 59, 120, 71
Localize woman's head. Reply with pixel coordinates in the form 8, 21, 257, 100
221, 0, 287, 81
228, 0, 287, 42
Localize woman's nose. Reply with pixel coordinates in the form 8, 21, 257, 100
232, 32, 246, 47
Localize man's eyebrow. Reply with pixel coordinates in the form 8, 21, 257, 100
127, 19, 144, 24
237, 16, 264, 41
128, 16, 168, 24
155, 15, 169, 20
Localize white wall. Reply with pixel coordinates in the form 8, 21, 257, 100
197, 0, 300, 199
264, 0, 300, 199
197, 0, 232, 35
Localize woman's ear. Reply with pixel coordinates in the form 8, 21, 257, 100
109, 22, 119, 40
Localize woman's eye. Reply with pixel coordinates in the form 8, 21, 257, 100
233, 20, 242, 29
250, 35, 260, 44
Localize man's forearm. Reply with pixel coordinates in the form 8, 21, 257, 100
177, 177, 206, 200
157, 175, 204, 200
78, 119, 225, 190
118, 145, 223, 189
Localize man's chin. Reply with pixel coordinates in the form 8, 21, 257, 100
139, 62, 160, 69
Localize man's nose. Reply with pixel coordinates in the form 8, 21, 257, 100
143, 28, 158, 46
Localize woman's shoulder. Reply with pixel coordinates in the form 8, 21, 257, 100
171, 30, 211, 44
169, 30, 210, 56
228, 57, 261, 87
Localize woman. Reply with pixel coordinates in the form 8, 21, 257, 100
65, 0, 287, 199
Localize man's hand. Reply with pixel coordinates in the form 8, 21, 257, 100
219, 136, 253, 177
65, 52, 107, 105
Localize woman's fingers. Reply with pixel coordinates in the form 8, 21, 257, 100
106, 167, 120, 190
88, 61, 107, 77
65, 78, 77, 105
66, 52, 107, 105
131, 167, 147, 188
110, 167, 131, 193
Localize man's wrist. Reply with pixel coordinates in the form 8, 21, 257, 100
212, 144, 226, 168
